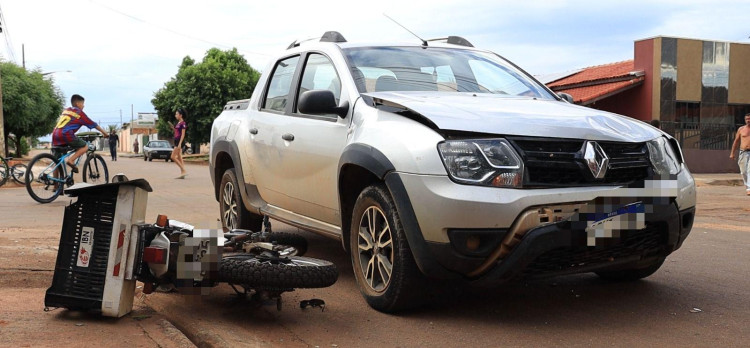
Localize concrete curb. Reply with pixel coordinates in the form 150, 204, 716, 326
137, 315, 198, 348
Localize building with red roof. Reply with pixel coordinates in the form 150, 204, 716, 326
544, 36, 750, 172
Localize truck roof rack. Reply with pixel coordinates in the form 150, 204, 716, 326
287, 31, 347, 50
320, 31, 347, 43
427, 36, 473, 47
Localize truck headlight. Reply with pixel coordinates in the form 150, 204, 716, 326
647, 137, 680, 175
438, 139, 524, 188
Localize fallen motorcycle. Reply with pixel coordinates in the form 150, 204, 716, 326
44, 178, 337, 317
133, 215, 338, 309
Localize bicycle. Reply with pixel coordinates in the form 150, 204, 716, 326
25, 132, 109, 203
0, 156, 28, 186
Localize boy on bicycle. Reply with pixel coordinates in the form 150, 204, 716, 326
52, 94, 108, 172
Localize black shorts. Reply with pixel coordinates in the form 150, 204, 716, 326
174, 137, 181, 148
52, 138, 86, 159
67, 138, 87, 149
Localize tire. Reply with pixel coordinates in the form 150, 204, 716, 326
143, 153, 147, 161
265, 232, 308, 256
0, 157, 8, 187
350, 184, 427, 312
596, 257, 666, 281
25, 153, 64, 203
219, 168, 263, 231
219, 254, 337, 289
82, 154, 109, 184
148, 155, 153, 162
11, 163, 27, 185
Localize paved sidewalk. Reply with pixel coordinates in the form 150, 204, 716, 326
0, 288, 195, 348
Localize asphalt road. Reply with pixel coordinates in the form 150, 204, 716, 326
1, 155, 748, 347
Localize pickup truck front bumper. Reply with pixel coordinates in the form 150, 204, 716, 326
385, 170, 696, 282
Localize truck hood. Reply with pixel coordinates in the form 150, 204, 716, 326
362, 92, 661, 142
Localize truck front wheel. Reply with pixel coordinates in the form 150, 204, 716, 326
219, 168, 263, 231
350, 184, 426, 312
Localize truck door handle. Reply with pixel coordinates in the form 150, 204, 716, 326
282, 133, 295, 141
249, 128, 258, 135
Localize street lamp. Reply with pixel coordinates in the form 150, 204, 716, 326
41, 70, 72, 76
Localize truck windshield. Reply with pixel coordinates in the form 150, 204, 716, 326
344, 47, 554, 99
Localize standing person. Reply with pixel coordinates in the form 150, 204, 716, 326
52, 94, 109, 172
108, 130, 119, 161
133, 138, 139, 154
730, 113, 750, 195
169, 109, 187, 179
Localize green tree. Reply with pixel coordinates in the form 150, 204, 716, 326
152, 48, 260, 152
1, 61, 65, 157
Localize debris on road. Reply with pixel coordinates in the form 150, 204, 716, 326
300, 298, 326, 311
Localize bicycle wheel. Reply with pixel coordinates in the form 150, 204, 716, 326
219, 254, 338, 289
82, 154, 109, 184
11, 163, 27, 185
0, 157, 8, 187
25, 153, 64, 203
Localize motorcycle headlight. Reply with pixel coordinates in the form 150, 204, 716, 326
647, 137, 680, 175
438, 139, 524, 188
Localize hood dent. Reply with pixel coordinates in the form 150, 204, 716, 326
371, 97, 439, 130
363, 92, 661, 142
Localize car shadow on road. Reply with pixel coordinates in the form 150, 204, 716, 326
298, 229, 692, 328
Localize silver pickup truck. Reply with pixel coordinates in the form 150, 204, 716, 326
210, 32, 696, 312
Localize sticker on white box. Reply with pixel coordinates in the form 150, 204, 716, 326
77, 226, 95, 267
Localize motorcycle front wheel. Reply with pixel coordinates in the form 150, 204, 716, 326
219, 254, 337, 289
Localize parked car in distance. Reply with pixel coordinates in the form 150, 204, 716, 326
143, 140, 172, 162
209, 32, 696, 313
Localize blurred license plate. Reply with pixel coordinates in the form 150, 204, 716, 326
584, 202, 645, 246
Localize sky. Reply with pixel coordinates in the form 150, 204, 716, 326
1, 0, 749, 129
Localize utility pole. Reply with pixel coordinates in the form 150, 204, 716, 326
120, 109, 122, 128
0, 21, 4, 156
0, 66, 5, 157
21, 44, 25, 69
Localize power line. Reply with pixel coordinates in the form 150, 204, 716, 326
85, 110, 123, 114
0, 4, 17, 63
88, 0, 270, 57
61, 80, 156, 92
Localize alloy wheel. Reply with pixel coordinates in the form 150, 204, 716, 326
222, 181, 238, 229
357, 206, 394, 292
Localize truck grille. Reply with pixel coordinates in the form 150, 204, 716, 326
522, 224, 666, 276
509, 137, 651, 187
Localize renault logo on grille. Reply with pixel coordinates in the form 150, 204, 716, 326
584, 141, 609, 179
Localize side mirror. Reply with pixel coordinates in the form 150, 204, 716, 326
558, 92, 574, 103
298, 90, 349, 118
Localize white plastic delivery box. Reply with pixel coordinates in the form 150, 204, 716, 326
45, 178, 152, 317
